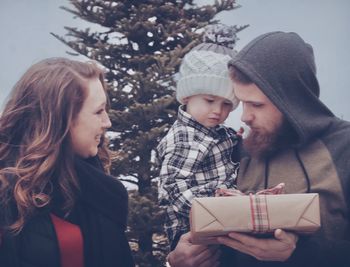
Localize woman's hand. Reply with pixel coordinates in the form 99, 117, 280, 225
217, 229, 298, 261
167, 232, 221, 267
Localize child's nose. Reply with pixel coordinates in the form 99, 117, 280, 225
213, 103, 222, 114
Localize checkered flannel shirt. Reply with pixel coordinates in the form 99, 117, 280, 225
156, 106, 240, 245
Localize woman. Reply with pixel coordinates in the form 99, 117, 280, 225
0, 58, 134, 267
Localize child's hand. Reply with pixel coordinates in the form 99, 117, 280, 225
237, 127, 244, 137
215, 183, 285, 197
256, 183, 285, 195
215, 188, 245, 197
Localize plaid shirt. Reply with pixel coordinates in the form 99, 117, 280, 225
156, 106, 240, 245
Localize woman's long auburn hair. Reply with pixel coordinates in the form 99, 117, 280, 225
0, 57, 111, 233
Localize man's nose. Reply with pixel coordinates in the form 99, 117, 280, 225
241, 104, 253, 124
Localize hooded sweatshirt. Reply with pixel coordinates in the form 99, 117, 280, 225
228, 31, 350, 267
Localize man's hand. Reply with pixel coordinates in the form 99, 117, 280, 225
217, 229, 298, 261
167, 232, 221, 267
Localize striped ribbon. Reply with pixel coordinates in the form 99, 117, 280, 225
249, 194, 270, 233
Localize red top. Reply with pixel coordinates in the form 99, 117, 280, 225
50, 213, 84, 267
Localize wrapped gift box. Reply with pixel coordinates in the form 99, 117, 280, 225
190, 193, 320, 244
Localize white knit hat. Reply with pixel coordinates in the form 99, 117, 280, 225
177, 50, 238, 108
176, 25, 239, 109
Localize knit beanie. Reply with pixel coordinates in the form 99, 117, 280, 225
176, 24, 239, 109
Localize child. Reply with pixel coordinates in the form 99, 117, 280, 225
156, 27, 241, 249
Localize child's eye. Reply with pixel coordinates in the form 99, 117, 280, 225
96, 109, 104, 114
205, 98, 214, 103
252, 103, 263, 108
224, 102, 233, 106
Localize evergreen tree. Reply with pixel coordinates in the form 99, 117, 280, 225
54, 0, 247, 265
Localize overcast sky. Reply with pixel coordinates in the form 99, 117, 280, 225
218, 0, 350, 128
1, 0, 349, 129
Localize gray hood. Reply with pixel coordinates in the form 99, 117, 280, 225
229, 31, 334, 146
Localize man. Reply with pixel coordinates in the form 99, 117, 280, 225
167, 31, 350, 267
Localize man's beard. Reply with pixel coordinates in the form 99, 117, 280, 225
243, 118, 298, 159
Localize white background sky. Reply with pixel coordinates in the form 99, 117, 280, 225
1, 0, 349, 130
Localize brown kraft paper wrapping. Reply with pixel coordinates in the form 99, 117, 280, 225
190, 193, 320, 244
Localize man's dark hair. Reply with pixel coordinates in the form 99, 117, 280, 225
228, 65, 252, 85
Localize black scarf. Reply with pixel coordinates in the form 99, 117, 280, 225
50, 156, 134, 267
70, 156, 135, 267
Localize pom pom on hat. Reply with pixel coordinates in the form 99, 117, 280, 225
176, 24, 239, 109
